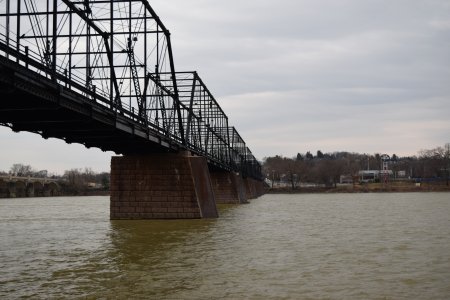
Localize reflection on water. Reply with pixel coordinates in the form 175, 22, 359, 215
1, 193, 450, 299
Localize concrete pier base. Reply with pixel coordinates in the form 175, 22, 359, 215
110, 153, 218, 219
7, 182, 16, 198
244, 178, 266, 199
26, 183, 34, 197
210, 171, 248, 204
232, 173, 249, 204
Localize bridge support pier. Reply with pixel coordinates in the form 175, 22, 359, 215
244, 178, 266, 200
110, 153, 218, 219
26, 183, 35, 197
7, 182, 16, 198
210, 171, 248, 204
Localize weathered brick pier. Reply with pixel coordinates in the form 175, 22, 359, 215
110, 153, 265, 219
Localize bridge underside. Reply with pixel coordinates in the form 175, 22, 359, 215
0, 56, 180, 155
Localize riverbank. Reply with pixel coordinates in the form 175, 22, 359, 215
266, 182, 450, 194
0, 188, 109, 198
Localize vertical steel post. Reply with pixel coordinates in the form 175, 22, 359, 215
68, 10, 72, 87
166, 34, 185, 144
16, 0, 21, 63
85, 2, 91, 93
143, 7, 148, 121
225, 117, 231, 166
186, 72, 198, 146
52, 0, 57, 80
110, 0, 114, 107
6, 0, 10, 59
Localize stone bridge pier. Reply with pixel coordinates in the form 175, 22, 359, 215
110, 153, 265, 219
26, 182, 34, 197
7, 182, 17, 198
110, 153, 217, 219
206, 170, 265, 204
209, 170, 247, 204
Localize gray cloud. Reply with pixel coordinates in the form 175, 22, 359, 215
153, 0, 450, 158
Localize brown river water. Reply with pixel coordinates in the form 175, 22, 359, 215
1, 193, 450, 299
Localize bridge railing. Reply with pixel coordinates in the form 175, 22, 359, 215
0, 0, 262, 179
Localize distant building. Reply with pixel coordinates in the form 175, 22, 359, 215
358, 170, 393, 182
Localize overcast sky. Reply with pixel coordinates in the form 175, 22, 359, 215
1, 0, 449, 174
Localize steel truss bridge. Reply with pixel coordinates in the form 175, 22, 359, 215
0, 0, 262, 180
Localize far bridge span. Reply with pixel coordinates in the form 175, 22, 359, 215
0, 175, 60, 198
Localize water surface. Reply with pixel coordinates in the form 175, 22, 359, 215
1, 193, 450, 299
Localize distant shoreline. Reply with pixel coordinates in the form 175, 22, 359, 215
266, 183, 450, 194
0, 189, 110, 199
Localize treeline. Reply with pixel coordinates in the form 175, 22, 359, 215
262, 145, 450, 188
0, 163, 110, 195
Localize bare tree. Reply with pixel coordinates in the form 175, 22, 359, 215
10, 164, 34, 176
418, 146, 447, 178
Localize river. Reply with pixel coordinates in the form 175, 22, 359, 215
1, 193, 449, 299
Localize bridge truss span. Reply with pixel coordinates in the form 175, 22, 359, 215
0, 0, 262, 180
